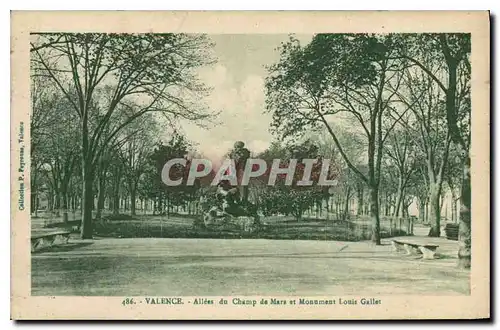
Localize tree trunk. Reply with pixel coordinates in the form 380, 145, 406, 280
458, 156, 471, 269
31, 190, 37, 215
439, 52, 471, 268
53, 191, 61, 217
31, 167, 38, 215
383, 193, 387, 216
357, 186, 364, 216
35, 195, 39, 218
112, 193, 119, 215
450, 188, 457, 223
241, 185, 249, 204
394, 177, 404, 217
328, 196, 335, 218
47, 191, 53, 213
166, 196, 170, 218
61, 186, 69, 223
325, 197, 330, 220
369, 185, 381, 245
157, 196, 163, 215
343, 186, 351, 220
424, 200, 429, 223
96, 174, 106, 222
294, 206, 303, 221
130, 186, 136, 216
402, 197, 410, 218
80, 162, 94, 239
428, 184, 441, 237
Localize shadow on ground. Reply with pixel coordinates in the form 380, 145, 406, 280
31, 237, 470, 296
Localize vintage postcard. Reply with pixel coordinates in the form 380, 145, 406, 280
11, 11, 490, 320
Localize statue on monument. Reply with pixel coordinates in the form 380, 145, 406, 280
201, 141, 261, 231
229, 141, 251, 203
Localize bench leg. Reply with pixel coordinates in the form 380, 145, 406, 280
31, 240, 39, 253
403, 244, 412, 255
392, 241, 405, 253
419, 247, 437, 259
42, 236, 56, 249
55, 234, 69, 244
403, 244, 419, 255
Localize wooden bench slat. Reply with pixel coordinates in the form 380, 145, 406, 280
392, 240, 439, 248
31, 231, 70, 239
392, 239, 439, 259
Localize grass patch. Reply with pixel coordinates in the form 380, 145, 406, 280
102, 214, 138, 221
39, 213, 412, 242
92, 217, 411, 242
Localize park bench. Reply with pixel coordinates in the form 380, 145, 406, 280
31, 230, 71, 252
391, 239, 439, 259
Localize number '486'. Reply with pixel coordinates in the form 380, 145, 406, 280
122, 298, 136, 306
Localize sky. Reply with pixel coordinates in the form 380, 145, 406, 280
178, 34, 312, 162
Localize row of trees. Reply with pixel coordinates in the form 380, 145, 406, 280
251, 132, 461, 225
30, 33, 217, 237
264, 33, 471, 268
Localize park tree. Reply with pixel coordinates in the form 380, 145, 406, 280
329, 167, 358, 220
30, 74, 53, 216
398, 34, 471, 267
265, 34, 415, 244
393, 67, 451, 237
31, 33, 216, 238
445, 146, 465, 224
144, 133, 200, 216
228, 141, 251, 204
108, 151, 125, 216
311, 129, 366, 219
30, 73, 81, 221
93, 121, 142, 221
249, 141, 289, 211
117, 114, 160, 216
256, 140, 335, 221
384, 126, 417, 218
30, 73, 55, 168
45, 116, 80, 222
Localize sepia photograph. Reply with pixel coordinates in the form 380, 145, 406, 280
11, 11, 490, 320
